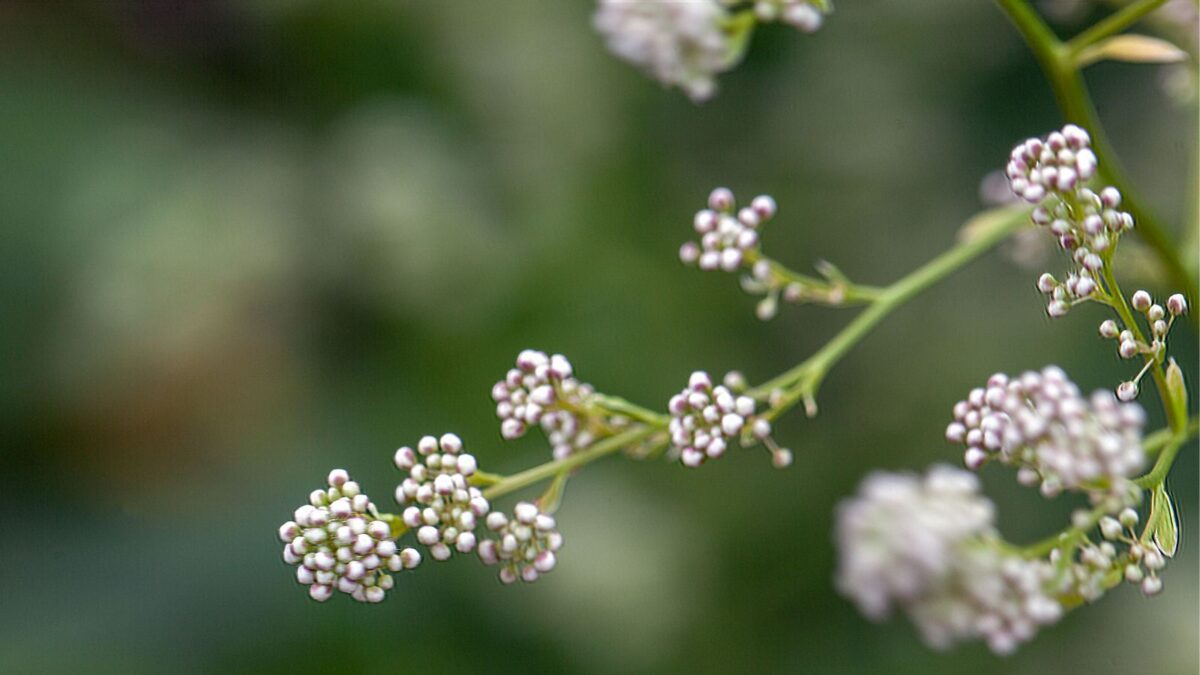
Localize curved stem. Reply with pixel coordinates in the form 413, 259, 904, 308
481, 426, 659, 501
993, 0, 1198, 311
1135, 419, 1199, 487
1020, 502, 1107, 558
1066, 0, 1168, 56
749, 207, 1030, 400
1142, 420, 1197, 457
590, 394, 671, 426
1099, 263, 1181, 432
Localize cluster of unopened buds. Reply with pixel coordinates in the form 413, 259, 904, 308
279, 470, 421, 603
395, 433, 490, 561
1097, 508, 1168, 596
478, 501, 564, 584
747, 0, 827, 32
679, 187, 774, 273
835, 465, 1063, 655
492, 350, 620, 459
945, 366, 1145, 505
1098, 291, 1188, 401
681, 187, 862, 319
667, 370, 791, 468
1008, 125, 1137, 317
1050, 505, 1171, 604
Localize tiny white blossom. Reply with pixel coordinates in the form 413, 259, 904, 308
753, 0, 828, 32
593, 0, 732, 102
835, 465, 1061, 655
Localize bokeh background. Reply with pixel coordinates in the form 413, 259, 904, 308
1, 1, 1197, 672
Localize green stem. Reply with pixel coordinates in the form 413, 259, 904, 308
1099, 263, 1181, 433
1066, 0, 1169, 56
993, 0, 1198, 311
743, 250, 886, 305
590, 394, 671, 426
1135, 419, 1199, 487
1142, 420, 1197, 457
749, 207, 1030, 400
1020, 503, 1108, 558
481, 426, 657, 501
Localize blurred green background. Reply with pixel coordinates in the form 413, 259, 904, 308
1, 1, 1196, 673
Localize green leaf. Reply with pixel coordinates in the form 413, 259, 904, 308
1152, 484, 1179, 558
720, 11, 757, 70
1165, 358, 1188, 427
1076, 34, 1188, 68
956, 205, 1030, 244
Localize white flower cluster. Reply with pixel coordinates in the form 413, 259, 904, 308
1007, 125, 1135, 317
478, 501, 564, 584
750, 0, 826, 32
280, 469, 421, 603
493, 350, 606, 459
679, 187, 775, 273
1099, 291, 1188, 401
593, 0, 731, 102
395, 433, 491, 561
945, 367, 1145, 503
910, 545, 1062, 655
835, 465, 1061, 655
668, 370, 790, 468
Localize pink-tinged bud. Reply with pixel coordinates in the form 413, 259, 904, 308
534, 550, 557, 573
772, 448, 793, 468
737, 207, 760, 228
963, 447, 988, 470
1130, 290, 1152, 312
708, 187, 734, 211
945, 423, 966, 443
1118, 340, 1139, 359
308, 584, 333, 602
1141, 576, 1163, 596
514, 502, 539, 525
750, 195, 777, 220
1036, 273, 1057, 294
1167, 294, 1187, 316
693, 209, 717, 234
501, 418, 525, 440
329, 498, 352, 520
1099, 186, 1121, 208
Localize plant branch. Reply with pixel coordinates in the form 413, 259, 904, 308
1099, 262, 1182, 432
1135, 418, 1199, 487
749, 207, 1030, 402
993, 0, 1198, 311
481, 425, 659, 501
1066, 0, 1169, 56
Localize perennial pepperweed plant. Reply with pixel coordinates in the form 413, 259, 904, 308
278, 0, 1198, 656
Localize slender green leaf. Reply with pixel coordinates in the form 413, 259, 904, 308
1152, 484, 1179, 558
1076, 34, 1188, 68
